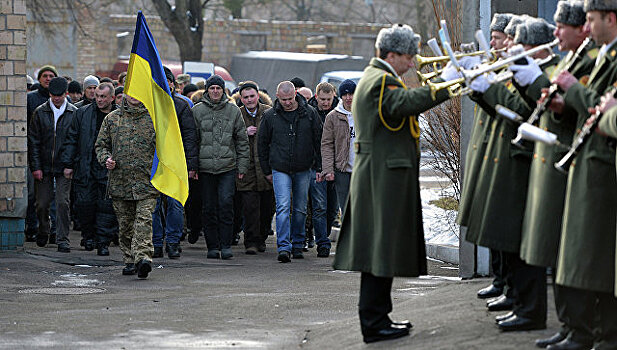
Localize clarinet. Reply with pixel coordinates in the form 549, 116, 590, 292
512, 38, 592, 149
554, 86, 617, 174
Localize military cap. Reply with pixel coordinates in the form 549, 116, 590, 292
176, 74, 190, 85
375, 24, 421, 56
48, 77, 68, 96
555, 0, 587, 26
490, 13, 514, 33
584, 0, 617, 11
514, 17, 556, 46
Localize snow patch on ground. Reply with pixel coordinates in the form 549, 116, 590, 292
421, 185, 459, 246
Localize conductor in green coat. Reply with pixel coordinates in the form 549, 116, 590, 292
332, 24, 459, 344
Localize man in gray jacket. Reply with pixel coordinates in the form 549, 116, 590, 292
192, 75, 249, 260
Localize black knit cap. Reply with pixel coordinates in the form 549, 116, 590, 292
338, 79, 357, 96
206, 74, 225, 90
68, 80, 82, 94
238, 81, 259, 94
48, 77, 68, 96
182, 83, 198, 96
290, 77, 305, 88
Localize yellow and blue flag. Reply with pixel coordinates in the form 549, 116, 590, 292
124, 11, 188, 205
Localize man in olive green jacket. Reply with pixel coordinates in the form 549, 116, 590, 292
192, 75, 250, 260
549, 2, 617, 347
332, 24, 459, 344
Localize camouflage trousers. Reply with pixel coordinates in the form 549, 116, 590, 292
112, 198, 156, 264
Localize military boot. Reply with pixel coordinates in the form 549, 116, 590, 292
167, 243, 180, 259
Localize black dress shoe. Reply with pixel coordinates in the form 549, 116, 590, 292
136, 259, 152, 279
495, 311, 515, 323
486, 295, 503, 305
36, 234, 48, 247
487, 296, 515, 311
187, 230, 200, 244
546, 338, 593, 350
97, 245, 110, 256
122, 263, 136, 275
277, 251, 291, 263
291, 248, 304, 259
84, 239, 95, 251
498, 315, 546, 332
363, 325, 410, 343
57, 243, 71, 253
536, 332, 568, 348
477, 284, 503, 299
392, 320, 413, 329
152, 246, 164, 258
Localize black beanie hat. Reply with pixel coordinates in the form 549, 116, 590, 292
206, 74, 225, 90
290, 77, 305, 88
182, 83, 198, 96
338, 79, 357, 96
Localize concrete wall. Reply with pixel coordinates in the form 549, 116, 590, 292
0, 0, 27, 249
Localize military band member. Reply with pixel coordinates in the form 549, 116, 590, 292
547, 1, 617, 348
466, 17, 561, 332
505, 1, 597, 347
458, 13, 514, 302
332, 24, 461, 344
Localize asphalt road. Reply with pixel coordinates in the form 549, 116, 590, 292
0, 231, 560, 349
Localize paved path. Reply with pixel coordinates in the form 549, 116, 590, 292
0, 231, 559, 349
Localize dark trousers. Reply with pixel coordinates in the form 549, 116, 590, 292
200, 170, 236, 251
35, 175, 71, 244
359, 272, 394, 333
75, 182, 118, 246
239, 190, 274, 248
552, 272, 571, 336
503, 252, 546, 322
557, 286, 617, 347
25, 169, 38, 233
491, 249, 506, 289
233, 191, 243, 235
186, 178, 202, 235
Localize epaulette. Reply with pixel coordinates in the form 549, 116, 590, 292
587, 47, 599, 59
611, 49, 617, 59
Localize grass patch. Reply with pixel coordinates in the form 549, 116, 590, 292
429, 196, 459, 211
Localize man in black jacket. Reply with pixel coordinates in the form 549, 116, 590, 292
62, 82, 118, 255
257, 81, 321, 262
151, 67, 199, 259
73, 75, 99, 108
28, 77, 76, 252
25, 65, 58, 242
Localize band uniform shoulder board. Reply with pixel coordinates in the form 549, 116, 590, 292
579, 75, 590, 87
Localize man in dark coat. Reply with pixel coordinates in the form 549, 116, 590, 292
73, 75, 99, 108
332, 24, 459, 343
257, 81, 322, 262
235, 81, 274, 255
25, 65, 58, 242
150, 67, 199, 259
61, 82, 118, 256
28, 77, 76, 252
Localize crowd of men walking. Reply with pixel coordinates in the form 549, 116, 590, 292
21, 0, 617, 346
25, 63, 357, 277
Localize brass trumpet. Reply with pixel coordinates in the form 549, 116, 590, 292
428, 39, 559, 99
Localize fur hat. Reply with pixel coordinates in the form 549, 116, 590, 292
375, 24, 421, 56
555, 0, 586, 26
48, 77, 68, 96
584, 0, 617, 12
338, 79, 357, 96
504, 15, 529, 37
490, 13, 514, 33
37, 65, 58, 80
514, 17, 556, 46
205, 74, 225, 90
83, 75, 99, 89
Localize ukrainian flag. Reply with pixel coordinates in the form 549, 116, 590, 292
124, 11, 188, 205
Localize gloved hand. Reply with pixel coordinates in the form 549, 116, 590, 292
440, 62, 462, 81
509, 56, 543, 87
457, 55, 482, 70
469, 72, 496, 94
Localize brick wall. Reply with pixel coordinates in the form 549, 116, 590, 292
0, 0, 27, 249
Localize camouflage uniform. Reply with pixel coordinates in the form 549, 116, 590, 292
94, 99, 159, 264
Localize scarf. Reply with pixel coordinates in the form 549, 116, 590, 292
49, 98, 67, 130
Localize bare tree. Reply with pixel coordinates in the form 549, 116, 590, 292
151, 0, 205, 62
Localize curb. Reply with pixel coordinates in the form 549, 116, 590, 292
426, 243, 459, 265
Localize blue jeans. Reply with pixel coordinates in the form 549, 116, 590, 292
272, 169, 311, 253
152, 195, 185, 247
309, 170, 331, 249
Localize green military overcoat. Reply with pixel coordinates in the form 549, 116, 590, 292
556, 42, 617, 293
597, 104, 617, 297
456, 105, 493, 226
465, 57, 560, 253
519, 48, 596, 268
332, 58, 449, 278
